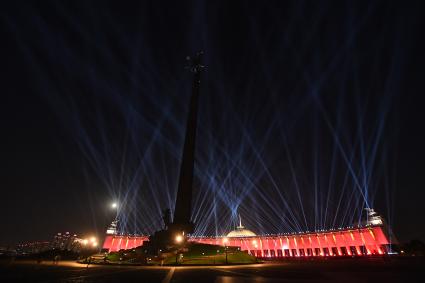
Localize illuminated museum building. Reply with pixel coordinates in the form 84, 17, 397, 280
102, 54, 396, 258
103, 209, 395, 257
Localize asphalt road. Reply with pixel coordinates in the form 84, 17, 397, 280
0, 258, 424, 283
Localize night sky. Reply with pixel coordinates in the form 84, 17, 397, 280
1, 1, 424, 247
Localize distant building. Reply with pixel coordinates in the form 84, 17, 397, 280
16, 241, 51, 255
51, 232, 87, 252
51, 232, 79, 251
0, 246, 17, 256
103, 210, 397, 257
106, 221, 118, 235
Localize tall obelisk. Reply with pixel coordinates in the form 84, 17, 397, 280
172, 51, 203, 234
145, 52, 203, 253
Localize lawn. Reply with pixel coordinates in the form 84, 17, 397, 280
105, 243, 257, 265
163, 243, 257, 265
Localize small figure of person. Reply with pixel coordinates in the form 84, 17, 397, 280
86, 256, 92, 269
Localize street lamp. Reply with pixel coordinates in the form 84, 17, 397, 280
223, 238, 229, 264
175, 234, 183, 244
174, 234, 183, 265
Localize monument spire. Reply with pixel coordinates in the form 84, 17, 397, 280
145, 52, 204, 253
173, 51, 204, 234
237, 213, 245, 229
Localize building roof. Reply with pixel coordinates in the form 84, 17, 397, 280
226, 215, 256, 237
227, 228, 257, 237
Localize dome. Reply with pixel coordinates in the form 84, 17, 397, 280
227, 228, 257, 238
226, 216, 256, 237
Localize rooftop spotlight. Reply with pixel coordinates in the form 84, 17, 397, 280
111, 202, 118, 209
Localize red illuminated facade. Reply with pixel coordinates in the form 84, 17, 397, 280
102, 225, 393, 257
102, 235, 148, 252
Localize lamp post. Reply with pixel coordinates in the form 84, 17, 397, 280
214, 249, 219, 265
175, 234, 183, 244
223, 238, 229, 264
174, 234, 184, 264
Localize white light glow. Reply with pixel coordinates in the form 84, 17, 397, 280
175, 235, 183, 243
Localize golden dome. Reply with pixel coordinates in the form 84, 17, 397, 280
227, 228, 257, 238
226, 216, 256, 237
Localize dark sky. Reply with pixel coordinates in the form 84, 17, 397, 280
1, 0, 424, 246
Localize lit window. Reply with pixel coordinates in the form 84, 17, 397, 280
349, 246, 357, 255
277, 250, 283, 257
323, 248, 330, 256
359, 245, 367, 255
306, 248, 313, 256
